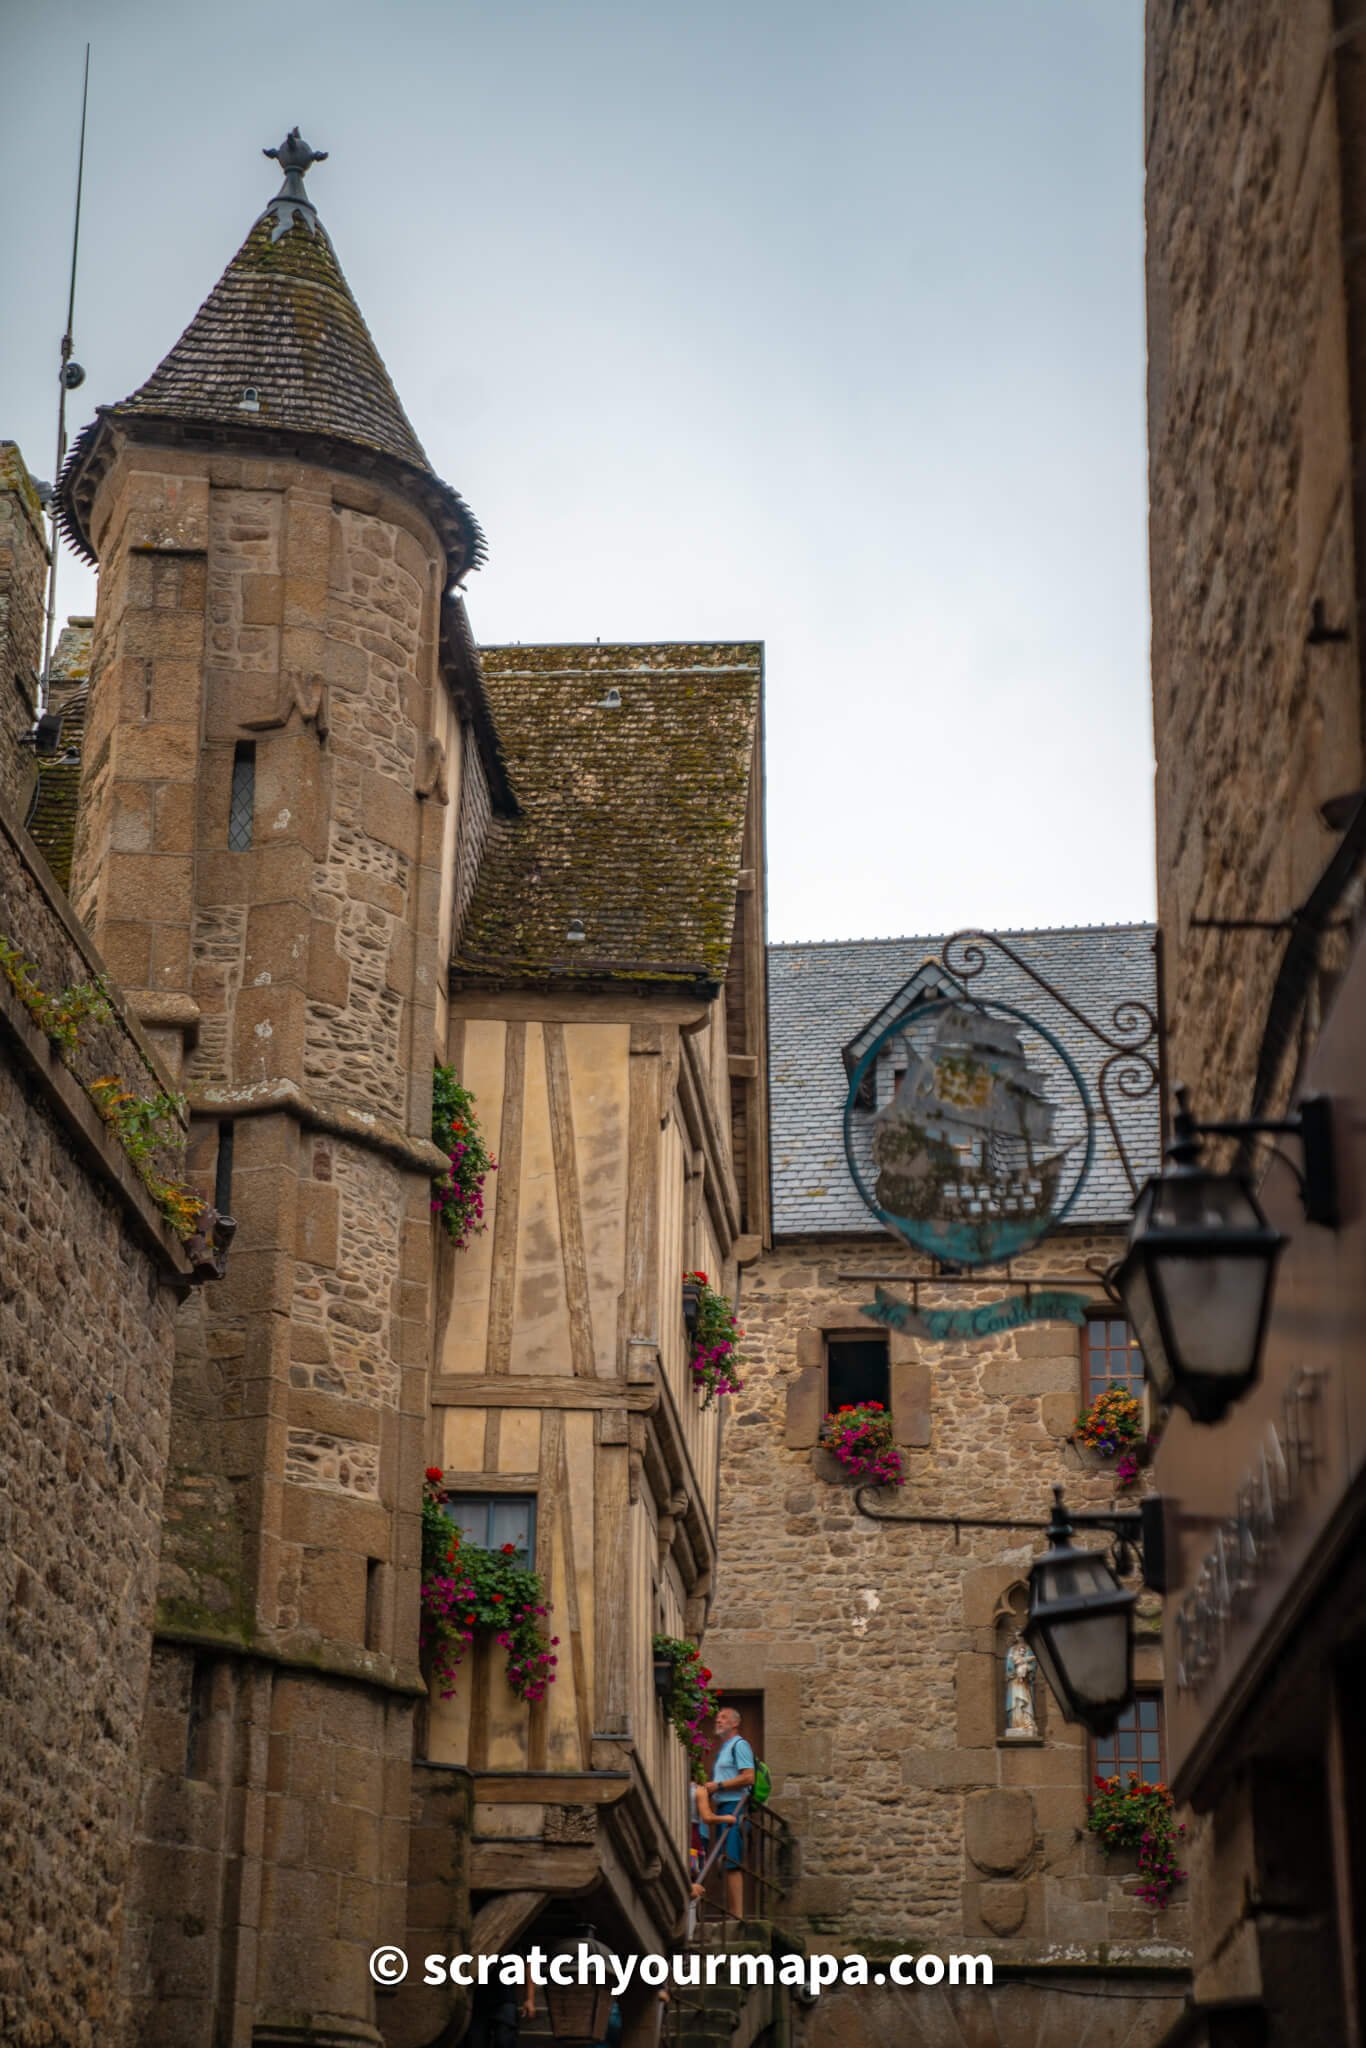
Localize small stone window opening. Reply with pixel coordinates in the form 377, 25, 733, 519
1083, 1313, 1144, 1406
825, 1333, 890, 1412
365, 1559, 384, 1652
443, 1492, 537, 1562
239, 386, 261, 412
214, 1120, 235, 1218
228, 742, 255, 851
1092, 1691, 1166, 1785
185, 1655, 214, 1779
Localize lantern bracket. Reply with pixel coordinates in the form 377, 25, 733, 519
852, 1484, 1165, 1592
1174, 1085, 1338, 1230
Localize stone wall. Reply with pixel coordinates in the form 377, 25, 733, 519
66, 437, 451, 2044
0, 792, 192, 2048
1146, 0, 1366, 1123
708, 1233, 1187, 2037
0, 442, 46, 820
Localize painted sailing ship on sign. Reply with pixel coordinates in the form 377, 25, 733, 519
873, 1006, 1067, 1226
844, 987, 1095, 1266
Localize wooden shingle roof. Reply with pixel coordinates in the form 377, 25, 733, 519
454, 643, 762, 989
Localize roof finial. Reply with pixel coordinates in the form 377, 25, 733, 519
262, 127, 328, 242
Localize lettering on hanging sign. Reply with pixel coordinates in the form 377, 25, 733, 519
859, 1284, 1091, 1342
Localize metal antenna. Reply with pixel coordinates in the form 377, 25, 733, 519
40, 42, 91, 717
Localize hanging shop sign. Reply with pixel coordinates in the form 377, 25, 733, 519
860, 1282, 1091, 1343
842, 993, 1095, 1269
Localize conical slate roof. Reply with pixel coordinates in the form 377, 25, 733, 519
56, 135, 483, 575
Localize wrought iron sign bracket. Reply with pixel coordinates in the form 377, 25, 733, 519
852, 1484, 1166, 1592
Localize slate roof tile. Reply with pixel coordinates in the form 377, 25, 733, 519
769, 924, 1160, 1235
455, 643, 762, 987
56, 192, 482, 575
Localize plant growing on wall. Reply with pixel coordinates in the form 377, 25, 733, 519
1074, 1388, 1146, 1489
685, 1272, 744, 1407
0, 934, 205, 1239
821, 1402, 905, 1487
1086, 1774, 1186, 1909
0, 938, 111, 1052
431, 1066, 496, 1249
88, 1077, 206, 1239
420, 1470, 558, 1703
651, 1633, 720, 1780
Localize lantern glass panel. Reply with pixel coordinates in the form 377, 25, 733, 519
1150, 1251, 1271, 1381
1046, 1609, 1131, 1710
1117, 1248, 1172, 1399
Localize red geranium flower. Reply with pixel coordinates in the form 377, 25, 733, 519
425, 1466, 444, 1482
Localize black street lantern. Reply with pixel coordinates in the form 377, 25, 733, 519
1024, 1489, 1137, 1737
1115, 1089, 1285, 1425
544, 1931, 616, 2045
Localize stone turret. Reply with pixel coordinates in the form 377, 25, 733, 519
54, 135, 482, 2046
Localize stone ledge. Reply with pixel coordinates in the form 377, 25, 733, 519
0, 972, 194, 1286
185, 1078, 448, 1175
153, 1617, 427, 1698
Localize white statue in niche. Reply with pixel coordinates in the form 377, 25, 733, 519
1004, 1634, 1038, 1738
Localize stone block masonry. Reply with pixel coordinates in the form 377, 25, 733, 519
63, 432, 457, 2046
0, 790, 193, 2048
707, 1233, 1187, 2040
1147, 0, 1365, 1125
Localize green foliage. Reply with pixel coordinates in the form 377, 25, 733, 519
89, 1077, 205, 1239
0, 932, 204, 1239
431, 1066, 496, 1249
652, 1632, 720, 1781
1086, 1773, 1186, 1909
0, 937, 111, 1052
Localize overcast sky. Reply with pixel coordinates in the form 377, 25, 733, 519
3, 0, 1151, 942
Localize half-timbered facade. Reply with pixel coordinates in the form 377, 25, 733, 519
423, 641, 769, 1968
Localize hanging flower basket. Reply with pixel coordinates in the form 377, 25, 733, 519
652, 1633, 720, 1780
1072, 1389, 1147, 1490
818, 1403, 905, 1488
431, 1066, 496, 1249
682, 1276, 703, 1334
1086, 1774, 1186, 1909
683, 1272, 744, 1407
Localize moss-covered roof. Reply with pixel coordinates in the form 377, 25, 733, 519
56, 200, 483, 575
453, 643, 762, 988
27, 620, 93, 891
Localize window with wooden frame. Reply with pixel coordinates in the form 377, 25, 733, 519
442, 1493, 536, 1561
1092, 1690, 1166, 1785
825, 1332, 890, 1413
1082, 1314, 1144, 1407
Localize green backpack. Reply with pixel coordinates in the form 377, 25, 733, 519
752, 1759, 772, 1806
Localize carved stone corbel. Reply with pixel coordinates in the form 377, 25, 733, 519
415, 732, 449, 803
242, 668, 329, 741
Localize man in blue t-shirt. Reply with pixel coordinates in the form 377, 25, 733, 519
704, 1706, 756, 1921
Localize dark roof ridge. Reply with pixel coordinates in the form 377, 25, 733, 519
770, 920, 1157, 949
